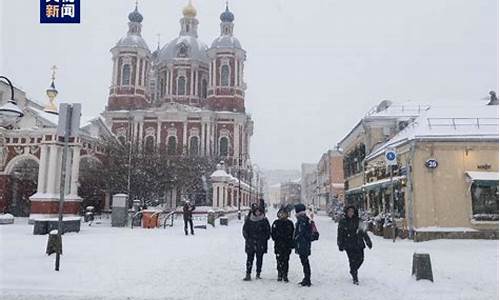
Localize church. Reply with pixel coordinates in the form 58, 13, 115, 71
103, 2, 253, 165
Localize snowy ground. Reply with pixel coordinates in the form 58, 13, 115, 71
0, 211, 498, 300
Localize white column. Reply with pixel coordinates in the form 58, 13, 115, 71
36, 145, 48, 193
69, 146, 80, 196
234, 122, 239, 158
183, 121, 188, 154
46, 145, 58, 195
200, 122, 205, 156
157, 120, 162, 146
169, 69, 174, 95
138, 121, 144, 148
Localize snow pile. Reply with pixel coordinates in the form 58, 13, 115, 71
0, 213, 14, 224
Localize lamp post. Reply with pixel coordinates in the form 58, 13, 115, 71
0, 76, 24, 126
237, 151, 248, 220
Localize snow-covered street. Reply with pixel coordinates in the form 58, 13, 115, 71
1, 212, 498, 300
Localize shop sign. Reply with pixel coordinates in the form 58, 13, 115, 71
425, 159, 438, 169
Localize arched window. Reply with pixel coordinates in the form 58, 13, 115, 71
118, 136, 126, 145
167, 136, 177, 155
221, 65, 229, 86
178, 44, 188, 58
177, 76, 186, 95
144, 136, 155, 153
202, 79, 208, 99
189, 136, 199, 156
122, 64, 131, 85
219, 137, 229, 157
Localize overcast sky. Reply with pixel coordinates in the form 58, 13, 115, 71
1, 0, 498, 170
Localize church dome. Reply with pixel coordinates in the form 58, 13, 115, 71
116, 34, 149, 50
211, 36, 241, 49
159, 36, 209, 63
128, 6, 143, 23
220, 4, 234, 22
182, 1, 197, 18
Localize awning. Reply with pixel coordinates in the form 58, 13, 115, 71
465, 171, 499, 186
363, 176, 406, 191
345, 175, 406, 194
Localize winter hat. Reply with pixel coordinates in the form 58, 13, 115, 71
250, 203, 258, 212
295, 203, 306, 214
277, 207, 289, 218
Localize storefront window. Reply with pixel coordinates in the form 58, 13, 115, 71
471, 183, 499, 221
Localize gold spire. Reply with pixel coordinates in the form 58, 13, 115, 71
44, 65, 58, 115
182, 0, 197, 18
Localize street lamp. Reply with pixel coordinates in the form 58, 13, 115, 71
0, 76, 24, 127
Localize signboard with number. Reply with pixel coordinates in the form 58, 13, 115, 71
385, 148, 397, 166
425, 159, 438, 169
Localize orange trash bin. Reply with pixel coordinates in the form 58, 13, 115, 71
142, 210, 159, 228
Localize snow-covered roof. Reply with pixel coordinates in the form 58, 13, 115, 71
366, 104, 499, 160
465, 171, 499, 182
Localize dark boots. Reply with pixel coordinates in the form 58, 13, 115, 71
256, 272, 261, 279
351, 270, 359, 285
243, 273, 251, 281
277, 272, 282, 281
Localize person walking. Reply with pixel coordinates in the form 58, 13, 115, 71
271, 207, 294, 282
337, 205, 372, 285
183, 200, 196, 235
242, 203, 271, 281
294, 203, 313, 287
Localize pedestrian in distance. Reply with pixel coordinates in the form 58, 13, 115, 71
183, 200, 196, 235
242, 203, 271, 281
271, 207, 294, 282
294, 203, 318, 287
337, 205, 373, 285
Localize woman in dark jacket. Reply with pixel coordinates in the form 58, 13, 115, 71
242, 204, 271, 281
271, 207, 294, 282
294, 203, 313, 287
337, 205, 372, 285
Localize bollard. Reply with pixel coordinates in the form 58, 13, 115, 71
46, 230, 62, 256
412, 253, 434, 282
220, 217, 228, 226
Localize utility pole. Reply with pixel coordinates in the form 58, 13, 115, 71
238, 151, 242, 220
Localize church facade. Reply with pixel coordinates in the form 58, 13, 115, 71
103, 2, 253, 167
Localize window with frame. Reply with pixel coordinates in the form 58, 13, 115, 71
202, 79, 208, 99
122, 64, 131, 85
177, 76, 186, 95
189, 136, 199, 156
167, 136, 177, 155
144, 136, 155, 153
221, 65, 230, 86
219, 137, 229, 157
471, 182, 499, 221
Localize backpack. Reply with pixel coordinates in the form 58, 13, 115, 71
310, 220, 319, 241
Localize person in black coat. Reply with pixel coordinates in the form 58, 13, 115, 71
294, 203, 313, 287
337, 205, 372, 285
271, 207, 294, 282
242, 204, 271, 281
183, 200, 196, 235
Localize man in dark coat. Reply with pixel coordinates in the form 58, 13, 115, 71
271, 207, 294, 282
337, 205, 373, 285
294, 203, 313, 287
242, 204, 271, 281
183, 200, 196, 235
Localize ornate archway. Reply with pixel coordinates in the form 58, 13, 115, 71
6, 155, 39, 217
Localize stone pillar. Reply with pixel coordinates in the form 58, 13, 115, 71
182, 121, 188, 154
36, 145, 48, 193
46, 145, 58, 195
69, 147, 80, 197
111, 193, 128, 227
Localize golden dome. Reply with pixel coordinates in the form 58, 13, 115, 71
182, 0, 197, 18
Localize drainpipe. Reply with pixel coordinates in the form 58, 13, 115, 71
407, 141, 416, 240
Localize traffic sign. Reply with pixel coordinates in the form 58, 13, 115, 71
385, 148, 398, 166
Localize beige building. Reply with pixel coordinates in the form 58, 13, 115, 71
363, 103, 498, 240
339, 100, 428, 209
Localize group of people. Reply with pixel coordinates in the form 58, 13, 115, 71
242, 202, 372, 286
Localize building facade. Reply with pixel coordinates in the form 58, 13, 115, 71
280, 181, 301, 206
300, 163, 317, 207
102, 3, 254, 207
103, 3, 253, 165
